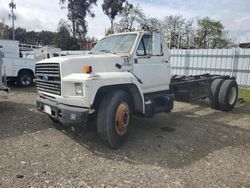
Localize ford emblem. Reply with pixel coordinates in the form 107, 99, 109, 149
42, 75, 49, 81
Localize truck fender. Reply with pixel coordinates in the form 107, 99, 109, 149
87, 72, 145, 114
16, 68, 34, 78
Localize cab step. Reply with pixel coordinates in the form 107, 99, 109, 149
144, 92, 174, 117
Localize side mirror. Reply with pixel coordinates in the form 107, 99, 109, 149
152, 32, 162, 56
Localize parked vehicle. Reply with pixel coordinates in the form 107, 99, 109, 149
0, 40, 61, 87
35, 31, 238, 148
0, 51, 9, 92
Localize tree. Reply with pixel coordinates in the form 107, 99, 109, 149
162, 15, 187, 48
37, 31, 57, 46
55, 19, 79, 50
102, 0, 126, 33
183, 19, 194, 48
12, 27, 26, 43
115, 3, 145, 32
60, 0, 97, 39
19, 30, 37, 44
9, 28, 56, 45
139, 17, 161, 31
196, 17, 230, 48
0, 20, 9, 39
80, 36, 98, 50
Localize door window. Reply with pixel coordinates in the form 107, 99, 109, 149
136, 35, 152, 56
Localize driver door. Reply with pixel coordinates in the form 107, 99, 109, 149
133, 34, 170, 93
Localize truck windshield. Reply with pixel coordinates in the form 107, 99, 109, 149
91, 34, 137, 54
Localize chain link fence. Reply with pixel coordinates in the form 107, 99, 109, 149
170, 48, 250, 103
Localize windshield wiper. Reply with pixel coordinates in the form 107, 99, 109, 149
99, 50, 116, 54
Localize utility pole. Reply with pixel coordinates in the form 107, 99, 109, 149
9, 0, 16, 40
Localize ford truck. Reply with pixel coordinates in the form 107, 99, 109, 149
35, 31, 238, 148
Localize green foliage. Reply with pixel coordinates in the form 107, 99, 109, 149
115, 8, 231, 49
0, 20, 79, 50
115, 3, 144, 32
102, 0, 127, 33
196, 17, 231, 48
0, 21, 10, 39
0, 21, 57, 46
139, 17, 161, 31
60, 0, 97, 39
162, 15, 192, 48
37, 31, 57, 46
55, 19, 79, 50
11, 28, 56, 45
239, 89, 250, 104
115, 4, 162, 32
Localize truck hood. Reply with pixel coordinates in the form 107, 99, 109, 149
37, 53, 132, 77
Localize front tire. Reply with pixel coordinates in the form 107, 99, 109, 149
97, 90, 132, 149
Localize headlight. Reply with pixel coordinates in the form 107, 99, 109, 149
75, 83, 83, 96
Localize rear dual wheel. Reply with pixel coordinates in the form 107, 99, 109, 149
210, 79, 224, 109
210, 79, 238, 111
218, 79, 238, 111
97, 90, 132, 149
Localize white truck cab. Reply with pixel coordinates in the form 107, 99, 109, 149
36, 31, 238, 148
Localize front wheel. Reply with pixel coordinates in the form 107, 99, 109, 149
97, 90, 132, 149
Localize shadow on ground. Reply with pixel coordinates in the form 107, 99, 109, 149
0, 97, 249, 169
56, 101, 250, 169
0, 101, 52, 140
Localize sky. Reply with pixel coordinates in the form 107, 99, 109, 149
0, 0, 250, 42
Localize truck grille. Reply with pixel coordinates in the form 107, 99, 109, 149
35, 63, 61, 95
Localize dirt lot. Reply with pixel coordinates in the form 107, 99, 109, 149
0, 86, 249, 188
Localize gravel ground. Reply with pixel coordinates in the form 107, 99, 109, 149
0, 86, 249, 188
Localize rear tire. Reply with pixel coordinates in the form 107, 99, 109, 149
97, 90, 132, 149
18, 71, 33, 87
218, 79, 238, 111
209, 79, 224, 109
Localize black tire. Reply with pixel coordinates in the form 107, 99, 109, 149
18, 71, 34, 87
97, 90, 132, 149
86, 113, 97, 131
218, 79, 238, 111
209, 79, 225, 109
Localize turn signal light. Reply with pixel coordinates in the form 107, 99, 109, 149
83, 66, 92, 73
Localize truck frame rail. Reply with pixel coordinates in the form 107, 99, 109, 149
170, 74, 233, 101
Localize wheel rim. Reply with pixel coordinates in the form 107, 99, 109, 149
21, 75, 31, 86
228, 87, 237, 105
115, 102, 130, 136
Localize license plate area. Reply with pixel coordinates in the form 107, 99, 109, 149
44, 105, 52, 115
